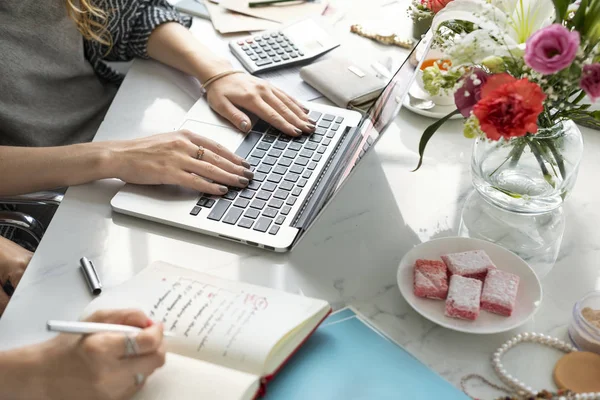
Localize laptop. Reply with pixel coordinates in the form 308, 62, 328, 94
111, 36, 431, 252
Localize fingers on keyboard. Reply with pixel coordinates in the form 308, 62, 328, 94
247, 99, 302, 138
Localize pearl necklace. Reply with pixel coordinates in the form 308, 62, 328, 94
492, 332, 600, 399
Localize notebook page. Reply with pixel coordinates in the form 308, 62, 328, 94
85, 261, 329, 376
133, 353, 259, 400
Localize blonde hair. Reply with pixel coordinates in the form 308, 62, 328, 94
64, 0, 112, 48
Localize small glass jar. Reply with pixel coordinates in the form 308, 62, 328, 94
568, 291, 600, 354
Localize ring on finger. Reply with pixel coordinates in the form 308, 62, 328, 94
196, 146, 205, 161
134, 373, 145, 386
124, 335, 140, 357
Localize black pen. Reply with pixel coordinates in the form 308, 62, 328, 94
80, 257, 102, 295
249, 0, 308, 7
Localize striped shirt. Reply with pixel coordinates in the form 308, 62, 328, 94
0, 0, 191, 241
88, 0, 192, 84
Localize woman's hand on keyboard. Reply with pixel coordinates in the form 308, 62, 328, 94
206, 74, 317, 137
106, 130, 254, 196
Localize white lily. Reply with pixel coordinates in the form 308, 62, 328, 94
431, 0, 555, 65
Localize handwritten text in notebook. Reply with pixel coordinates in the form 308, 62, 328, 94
150, 276, 271, 362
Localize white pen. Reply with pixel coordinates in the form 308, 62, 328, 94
47, 320, 176, 338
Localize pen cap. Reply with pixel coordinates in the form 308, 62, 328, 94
80, 257, 102, 295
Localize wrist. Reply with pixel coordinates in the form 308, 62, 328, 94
193, 59, 235, 84
58, 142, 115, 184
0, 342, 49, 399
97, 141, 126, 180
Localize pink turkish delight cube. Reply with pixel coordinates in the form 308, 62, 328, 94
481, 269, 520, 317
445, 275, 482, 321
414, 259, 449, 300
441, 250, 496, 281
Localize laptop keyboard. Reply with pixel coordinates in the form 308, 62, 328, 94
189, 111, 345, 235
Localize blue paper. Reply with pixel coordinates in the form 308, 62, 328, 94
265, 309, 469, 400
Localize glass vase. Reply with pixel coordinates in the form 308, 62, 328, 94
471, 120, 583, 214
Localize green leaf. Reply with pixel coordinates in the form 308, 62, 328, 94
583, 0, 600, 36
571, 0, 588, 33
592, 110, 600, 121
552, 0, 569, 22
491, 186, 523, 199
412, 109, 461, 172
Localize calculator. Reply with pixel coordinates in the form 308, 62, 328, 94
229, 18, 340, 74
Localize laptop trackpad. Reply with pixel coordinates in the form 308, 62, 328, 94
180, 119, 246, 152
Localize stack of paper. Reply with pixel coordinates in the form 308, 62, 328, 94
219, 0, 328, 23
204, 0, 328, 34
205, 0, 279, 33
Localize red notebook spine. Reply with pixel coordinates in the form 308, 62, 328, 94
252, 308, 333, 399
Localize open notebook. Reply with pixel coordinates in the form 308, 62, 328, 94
84, 262, 331, 400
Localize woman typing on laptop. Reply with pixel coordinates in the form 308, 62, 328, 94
0, 0, 314, 199
0, 1, 315, 315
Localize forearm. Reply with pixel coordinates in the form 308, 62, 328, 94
0, 345, 46, 400
147, 22, 232, 83
0, 143, 113, 196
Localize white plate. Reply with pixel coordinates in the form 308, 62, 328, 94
403, 82, 463, 120
397, 237, 543, 334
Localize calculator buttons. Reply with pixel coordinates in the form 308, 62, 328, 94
237, 30, 307, 72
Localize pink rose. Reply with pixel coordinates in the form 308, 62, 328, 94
580, 63, 600, 102
524, 24, 580, 75
425, 0, 453, 13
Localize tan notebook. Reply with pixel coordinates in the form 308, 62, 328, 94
85, 261, 331, 400
300, 57, 386, 109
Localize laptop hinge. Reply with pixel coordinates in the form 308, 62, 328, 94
291, 125, 362, 230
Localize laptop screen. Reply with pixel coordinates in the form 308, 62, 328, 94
293, 35, 432, 238
332, 35, 432, 192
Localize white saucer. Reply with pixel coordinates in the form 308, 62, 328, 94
397, 237, 543, 335
403, 83, 463, 120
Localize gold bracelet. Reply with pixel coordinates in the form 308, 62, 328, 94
201, 70, 245, 91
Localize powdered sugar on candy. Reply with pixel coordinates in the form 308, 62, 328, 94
481, 269, 520, 316
445, 275, 482, 321
414, 259, 449, 300
441, 250, 495, 281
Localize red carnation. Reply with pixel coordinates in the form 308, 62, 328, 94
473, 74, 546, 141
425, 0, 454, 12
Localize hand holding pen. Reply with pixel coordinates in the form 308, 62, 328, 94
39, 309, 166, 400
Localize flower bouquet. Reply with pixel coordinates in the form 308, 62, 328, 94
414, 0, 600, 213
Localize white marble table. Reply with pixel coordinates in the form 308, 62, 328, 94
2, 2, 599, 398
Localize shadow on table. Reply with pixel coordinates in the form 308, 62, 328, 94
111, 148, 422, 305
280, 149, 422, 306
